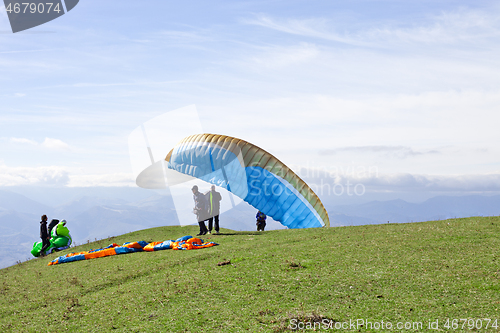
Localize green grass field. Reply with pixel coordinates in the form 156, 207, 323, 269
1, 216, 499, 332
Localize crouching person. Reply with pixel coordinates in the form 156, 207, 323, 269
256, 211, 267, 231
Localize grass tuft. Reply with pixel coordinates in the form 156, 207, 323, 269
285, 258, 304, 269
274, 311, 334, 332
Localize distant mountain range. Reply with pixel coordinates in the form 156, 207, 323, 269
327, 195, 500, 226
1, 186, 499, 268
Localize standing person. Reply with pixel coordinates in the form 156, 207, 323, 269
39, 215, 51, 256
206, 185, 222, 234
256, 211, 267, 231
192, 185, 209, 236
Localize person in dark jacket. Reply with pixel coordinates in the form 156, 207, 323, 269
192, 185, 209, 236
256, 211, 267, 231
206, 185, 222, 234
39, 215, 51, 256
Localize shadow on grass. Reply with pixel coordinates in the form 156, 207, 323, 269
215, 232, 265, 236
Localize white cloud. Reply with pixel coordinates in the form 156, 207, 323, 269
203, 89, 500, 149
68, 173, 135, 187
0, 165, 69, 186
0, 164, 135, 187
159, 30, 212, 43
245, 8, 500, 48
71, 80, 180, 88
319, 146, 440, 159
244, 43, 319, 70
304, 171, 500, 193
9, 137, 38, 145
8, 137, 71, 151
243, 15, 364, 46
0, 49, 59, 54
370, 173, 500, 192
41, 138, 70, 151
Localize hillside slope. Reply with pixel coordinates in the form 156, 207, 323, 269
0, 217, 498, 332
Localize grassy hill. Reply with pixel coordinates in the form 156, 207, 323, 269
0, 217, 499, 332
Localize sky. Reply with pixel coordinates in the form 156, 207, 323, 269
1, 0, 500, 199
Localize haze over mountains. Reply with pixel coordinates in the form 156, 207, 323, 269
1, 186, 499, 268
326, 196, 500, 226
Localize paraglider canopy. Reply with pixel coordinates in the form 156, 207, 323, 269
32, 220, 72, 257
165, 134, 329, 229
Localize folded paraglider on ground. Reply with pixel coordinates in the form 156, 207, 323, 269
47, 236, 218, 266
